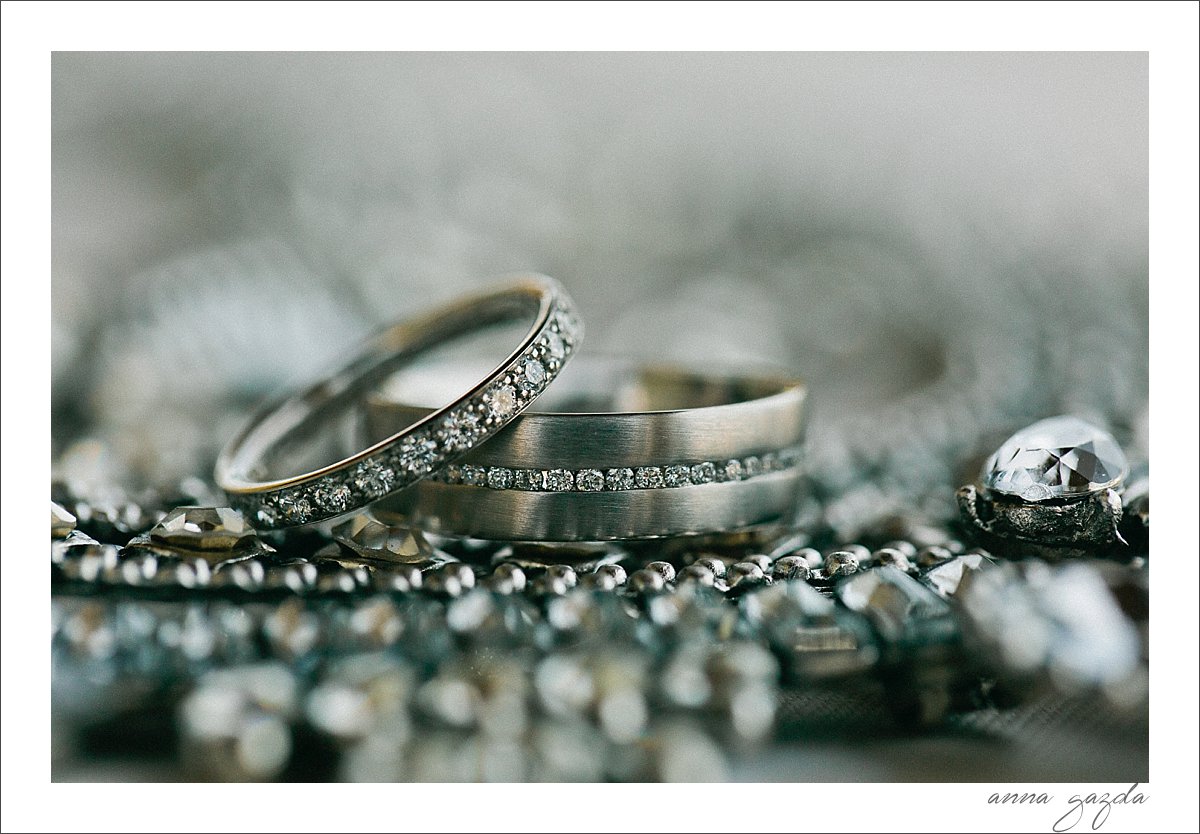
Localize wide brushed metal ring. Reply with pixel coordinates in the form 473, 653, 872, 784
366, 358, 806, 541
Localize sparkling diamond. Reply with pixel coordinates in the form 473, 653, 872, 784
399, 436, 439, 475
520, 359, 547, 391
278, 493, 313, 524
605, 468, 635, 491
313, 482, 352, 514
487, 467, 513, 490
554, 310, 577, 342
576, 469, 604, 491
440, 412, 480, 451
255, 505, 279, 528
443, 464, 463, 484
983, 415, 1129, 502
514, 469, 543, 490
487, 385, 518, 420
635, 467, 664, 489
544, 469, 574, 491
460, 465, 486, 486
664, 465, 692, 487
742, 456, 763, 478
151, 507, 257, 551
722, 459, 744, 481
544, 332, 566, 361
690, 462, 716, 484
353, 459, 395, 497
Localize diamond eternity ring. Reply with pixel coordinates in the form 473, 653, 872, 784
215, 275, 580, 529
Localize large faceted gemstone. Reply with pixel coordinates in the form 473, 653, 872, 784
150, 506, 258, 551
983, 416, 1128, 501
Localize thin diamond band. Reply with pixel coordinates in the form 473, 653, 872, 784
215, 275, 580, 529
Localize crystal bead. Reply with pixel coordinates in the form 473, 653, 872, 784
727, 561, 766, 590
693, 556, 727, 579
629, 569, 666, 594
678, 564, 717, 586
372, 563, 423, 594
644, 561, 676, 582
872, 547, 913, 573
149, 507, 258, 552
916, 545, 953, 568
742, 581, 879, 679
743, 554, 772, 573
770, 555, 811, 581
983, 415, 1129, 501
332, 515, 433, 563
837, 566, 957, 649
582, 563, 627, 590
486, 563, 527, 594
51, 501, 77, 538
823, 550, 860, 578
922, 551, 996, 597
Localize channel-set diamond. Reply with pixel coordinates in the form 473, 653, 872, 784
576, 469, 605, 492
432, 449, 802, 494
606, 468, 635, 491
487, 467, 513, 490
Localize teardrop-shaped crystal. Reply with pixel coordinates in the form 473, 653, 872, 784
982, 416, 1128, 501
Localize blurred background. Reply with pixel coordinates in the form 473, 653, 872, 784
50, 53, 1149, 783
51, 52, 1148, 525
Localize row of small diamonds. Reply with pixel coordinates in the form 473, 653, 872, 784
431, 448, 803, 492
243, 303, 580, 528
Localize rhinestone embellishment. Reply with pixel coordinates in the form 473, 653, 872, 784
982, 415, 1128, 501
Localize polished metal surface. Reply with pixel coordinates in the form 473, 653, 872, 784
374, 468, 804, 541
214, 274, 578, 528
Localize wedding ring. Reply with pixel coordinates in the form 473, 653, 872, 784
366, 358, 806, 540
215, 275, 580, 529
